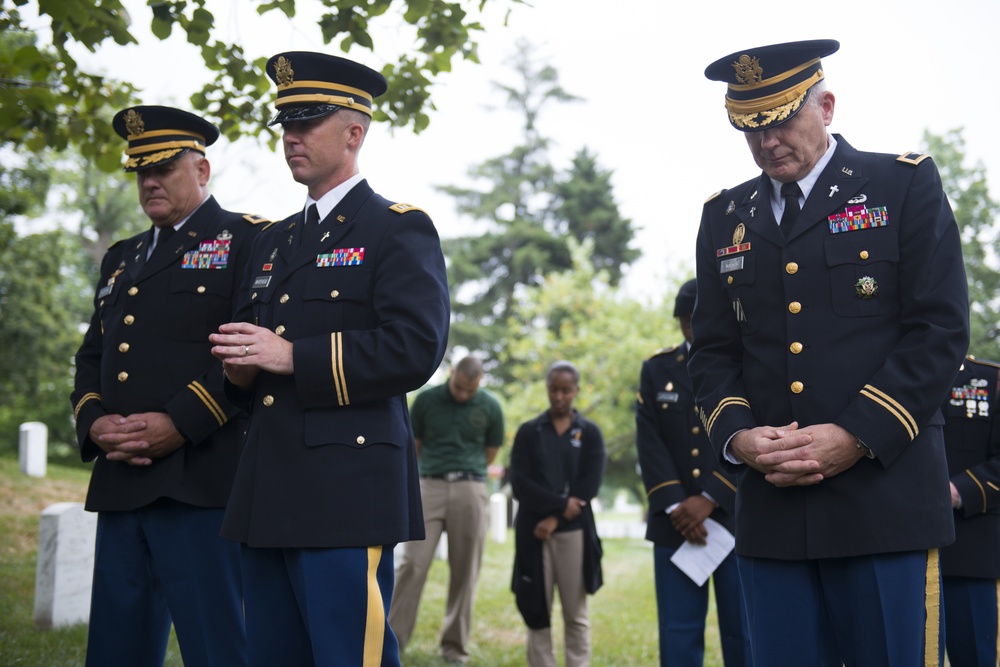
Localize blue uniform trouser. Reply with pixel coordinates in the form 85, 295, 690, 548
738, 549, 944, 666
86, 500, 245, 667
653, 546, 751, 667
241, 543, 400, 667
943, 575, 999, 667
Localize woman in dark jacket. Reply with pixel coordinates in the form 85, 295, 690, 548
509, 360, 606, 667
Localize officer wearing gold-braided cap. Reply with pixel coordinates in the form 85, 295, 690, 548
690, 40, 969, 665
71, 104, 269, 667
210, 51, 449, 667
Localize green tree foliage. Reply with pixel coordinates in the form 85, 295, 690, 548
441, 42, 638, 362
498, 240, 680, 501
922, 129, 1000, 361
1, 0, 522, 171
0, 229, 92, 452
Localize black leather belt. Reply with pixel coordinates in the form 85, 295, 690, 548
422, 472, 486, 482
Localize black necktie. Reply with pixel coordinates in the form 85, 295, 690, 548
149, 226, 175, 259
299, 204, 319, 247
779, 182, 802, 236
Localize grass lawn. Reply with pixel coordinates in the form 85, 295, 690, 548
0, 455, 725, 665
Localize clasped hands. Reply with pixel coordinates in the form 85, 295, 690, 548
730, 421, 867, 487
90, 412, 184, 466
533, 496, 587, 541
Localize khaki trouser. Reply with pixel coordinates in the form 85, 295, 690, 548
389, 477, 489, 663
526, 528, 590, 667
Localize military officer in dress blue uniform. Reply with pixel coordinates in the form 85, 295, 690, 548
941, 355, 1000, 666
689, 40, 969, 665
72, 105, 269, 666
209, 52, 450, 667
635, 279, 751, 667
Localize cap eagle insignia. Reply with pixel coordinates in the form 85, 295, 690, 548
732, 55, 763, 85
124, 109, 144, 137
274, 56, 294, 86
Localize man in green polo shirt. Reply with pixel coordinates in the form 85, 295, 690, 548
389, 355, 505, 664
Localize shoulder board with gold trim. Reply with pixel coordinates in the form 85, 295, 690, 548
966, 354, 1000, 369
897, 151, 930, 166
647, 343, 681, 360
242, 214, 272, 225
704, 190, 723, 204
389, 203, 427, 215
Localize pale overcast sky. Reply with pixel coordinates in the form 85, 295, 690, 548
58, 0, 1000, 301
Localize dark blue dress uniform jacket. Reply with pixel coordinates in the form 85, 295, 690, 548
689, 135, 969, 560
72, 196, 266, 511
942, 356, 1000, 579
636, 344, 738, 547
220, 180, 450, 549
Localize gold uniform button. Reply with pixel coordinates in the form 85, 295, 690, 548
280, 294, 290, 304
197, 285, 206, 294
790, 342, 803, 354
123, 315, 135, 325
692, 406, 698, 414
117, 372, 128, 382
691, 426, 700, 435
356, 436, 366, 445
661, 403, 669, 410
860, 250, 869, 260
692, 468, 702, 478
262, 395, 274, 407
128, 286, 139, 296
785, 262, 798, 274
788, 301, 802, 314
691, 448, 700, 457
791, 381, 804, 394
331, 290, 340, 299
727, 276, 733, 285
252, 292, 258, 300
119, 342, 130, 353
275, 325, 286, 336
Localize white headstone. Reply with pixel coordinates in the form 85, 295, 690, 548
489, 492, 508, 543
19, 421, 48, 478
34, 502, 96, 629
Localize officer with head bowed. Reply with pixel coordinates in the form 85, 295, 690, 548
210, 52, 450, 667
689, 40, 969, 665
635, 278, 751, 666
72, 105, 270, 666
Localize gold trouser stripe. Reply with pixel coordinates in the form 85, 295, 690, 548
965, 469, 988, 514
646, 480, 680, 497
925, 548, 940, 666
363, 546, 385, 666
331, 332, 349, 406
995, 580, 1000, 662
187, 382, 227, 427
74, 393, 102, 419
705, 397, 750, 436
860, 385, 918, 440
713, 470, 737, 493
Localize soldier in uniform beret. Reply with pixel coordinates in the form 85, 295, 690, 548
72, 105, 270, 666
210, 51, 449, 667
940, 355, 1000, 665
689, 40, 969, 664
635, 279, 751, 666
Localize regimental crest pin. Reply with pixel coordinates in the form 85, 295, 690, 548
274, 56, 294, 86
855, 276, 878, 299
726, 200, 735, 215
